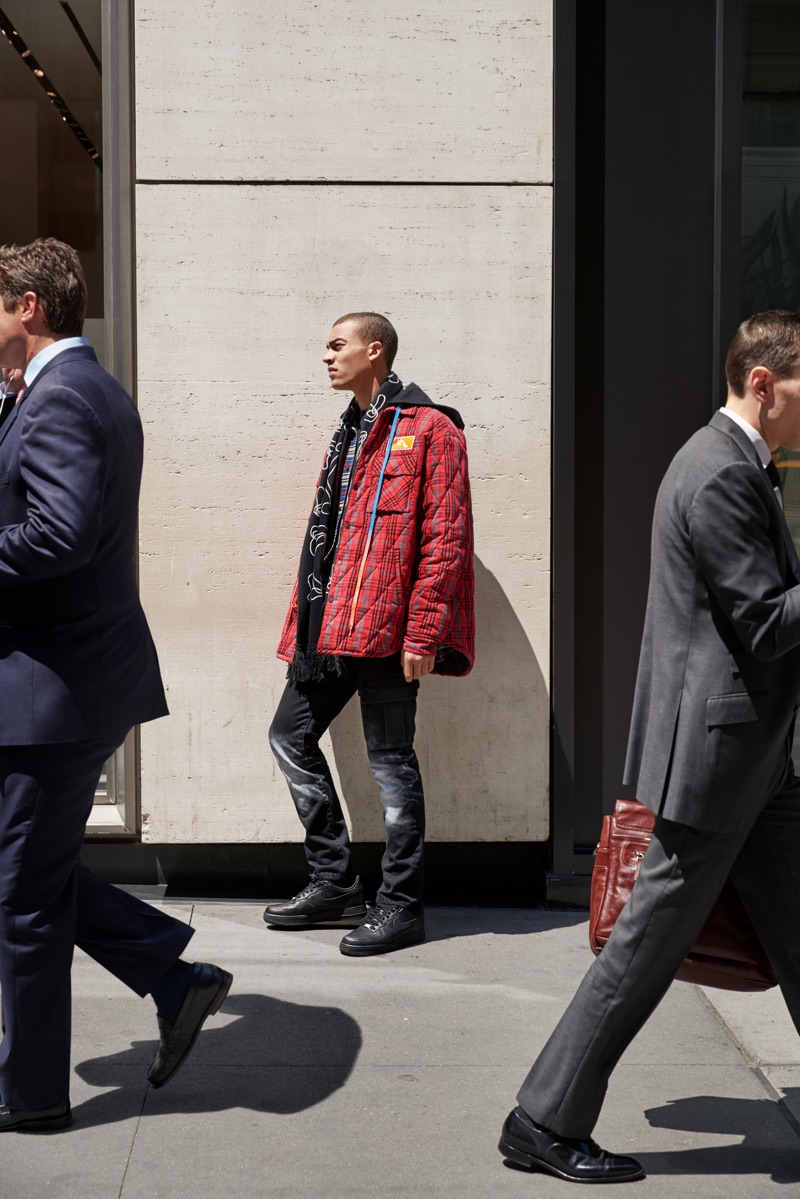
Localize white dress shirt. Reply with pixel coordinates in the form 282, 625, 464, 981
719, 406, 782, 507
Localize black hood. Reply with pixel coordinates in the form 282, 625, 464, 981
342, 380, 465, 431
393, 382, 465, 430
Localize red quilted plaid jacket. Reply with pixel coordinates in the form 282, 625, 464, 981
277, 386, 475, 674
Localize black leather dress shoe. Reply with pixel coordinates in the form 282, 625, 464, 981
147, 962, 233, 1089
498, 1107, 644, 1183
263, 878, 366, 928
0, 1102, 71, 1132
339, 903, 425, 956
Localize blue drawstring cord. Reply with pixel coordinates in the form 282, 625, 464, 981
348, 406, 402, 632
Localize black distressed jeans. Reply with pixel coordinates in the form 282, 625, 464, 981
269, 653, 425, 908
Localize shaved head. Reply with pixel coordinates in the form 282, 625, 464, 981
333, 312, 398, 369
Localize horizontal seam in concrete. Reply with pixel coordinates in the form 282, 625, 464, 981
135, 178, 554, 187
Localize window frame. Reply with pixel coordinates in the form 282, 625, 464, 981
86, 0, 138, 839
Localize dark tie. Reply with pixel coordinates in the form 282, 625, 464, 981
0, 392, 15, 429
766, 459, 782, 491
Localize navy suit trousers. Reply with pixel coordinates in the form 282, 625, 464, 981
0, 735, 193, 1110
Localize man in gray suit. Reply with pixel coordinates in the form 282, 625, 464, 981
499, 310, 800, 1183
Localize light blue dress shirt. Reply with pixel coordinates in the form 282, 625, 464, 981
23, 336, 91, 389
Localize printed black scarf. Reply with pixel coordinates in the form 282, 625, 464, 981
288, 373, 405, 684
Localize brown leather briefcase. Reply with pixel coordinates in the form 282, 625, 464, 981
589, 798, 777, 992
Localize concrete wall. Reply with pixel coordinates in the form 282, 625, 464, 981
134, 2, 553, 845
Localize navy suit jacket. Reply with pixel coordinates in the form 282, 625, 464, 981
0, 345, 167, 743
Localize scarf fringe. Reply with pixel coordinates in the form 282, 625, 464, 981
287, 650, 345, 685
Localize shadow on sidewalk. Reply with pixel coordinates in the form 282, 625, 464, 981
421, 909, 588, 945
72, 993, 362, 1127
641, 1094, 800, 1183
260, 908, 588, 946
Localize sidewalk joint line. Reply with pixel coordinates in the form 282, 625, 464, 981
751, 1066, 800, 1142
693, 985, 759, 1065
118, 1086, 149, 1197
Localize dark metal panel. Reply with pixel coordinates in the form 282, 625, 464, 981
550, 0, 580, 875
601, 0, 721, 814
571, 0, 607, 850
713, 0, 745, 407
550, 1, 745, 899
551, 0, 609, 879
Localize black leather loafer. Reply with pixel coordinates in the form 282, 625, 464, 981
339, 904, 425, 956
147, 962, 233, 1089
498, 1107, 644, 1183
263, 878, 366, 928
0, 1102, 71, 1132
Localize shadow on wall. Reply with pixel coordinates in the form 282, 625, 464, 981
328, 556, 548, 846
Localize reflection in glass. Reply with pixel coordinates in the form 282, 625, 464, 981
0, 1, 102, 337
743, 4, 800, 766
0, 3, 110, 806
741, 0, 800, 317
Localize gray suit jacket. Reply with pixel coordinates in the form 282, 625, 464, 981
624, 409, 800, 833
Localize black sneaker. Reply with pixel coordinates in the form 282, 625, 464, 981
339, 904, 425, 956
263, 878, 366, 928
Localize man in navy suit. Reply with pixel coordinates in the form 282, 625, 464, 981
0, 239, 232, 1132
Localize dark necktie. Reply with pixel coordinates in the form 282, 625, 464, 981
766, 459, 782, 491
0, 392, 15, 429
766, 459, 784, 510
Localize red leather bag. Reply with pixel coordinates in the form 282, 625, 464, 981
589, 798, 777, 992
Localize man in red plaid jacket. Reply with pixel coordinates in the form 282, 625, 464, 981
264, 312, 474, 955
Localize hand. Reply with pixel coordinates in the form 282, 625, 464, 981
401, 650, 435, 683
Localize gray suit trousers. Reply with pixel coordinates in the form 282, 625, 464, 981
518, 775, 800, 1137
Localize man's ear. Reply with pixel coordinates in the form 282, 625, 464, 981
367, 340, 385, 366
749, 365, 773, 405
17, 291, 39, 327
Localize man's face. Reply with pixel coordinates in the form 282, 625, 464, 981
0, 298, 25, 370
767, 365, 800, 451
322, 320, 374, 392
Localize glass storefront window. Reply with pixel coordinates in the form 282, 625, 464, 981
743, 3, 800, 761
0, 2, 136, 831
0, 1, 104, 358
741, 0, 800, 318
744, 0, 800, 530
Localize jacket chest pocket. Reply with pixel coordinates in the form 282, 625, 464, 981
0, 470, 10, 487
375, 459, 417, 514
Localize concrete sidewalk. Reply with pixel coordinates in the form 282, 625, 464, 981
3, 897, 799, 1198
